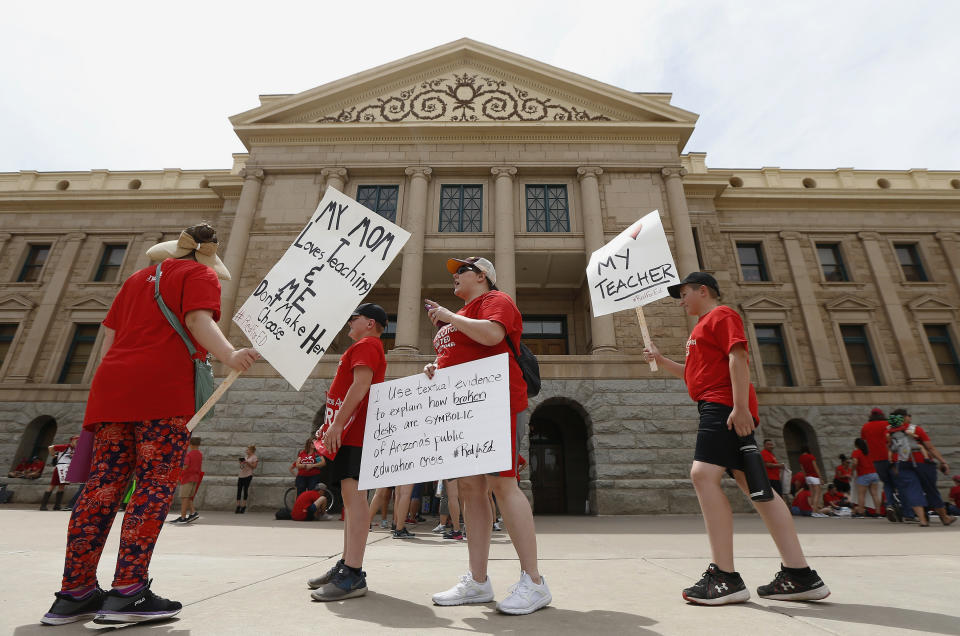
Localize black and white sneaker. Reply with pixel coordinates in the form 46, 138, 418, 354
392, 528, 415, 539
94, 580, 182, 624
310, 565, 367, 601
307, 559, 344, 589
185, 512, 199, 524
168, 516, 185, 524
41, 587, 106, 625
682, 563, 750, 605
757, 567, 830, 601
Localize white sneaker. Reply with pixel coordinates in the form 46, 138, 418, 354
496, 571, 551, 615
379, 520, 390, 529
493, 521, 503, 531
432, 571, 495, 606
432, 523, 447, 533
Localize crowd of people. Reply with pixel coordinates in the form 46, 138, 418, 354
759, 408, 956, 527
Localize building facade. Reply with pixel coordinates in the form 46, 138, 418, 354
1, 40, 958, 513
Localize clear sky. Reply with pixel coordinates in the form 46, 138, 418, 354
2, 1, 957, 173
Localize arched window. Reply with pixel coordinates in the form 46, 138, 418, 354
9, 416, 57, 473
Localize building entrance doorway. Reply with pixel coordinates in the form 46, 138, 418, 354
782, 418, 823, 475
528, 400, 590, 515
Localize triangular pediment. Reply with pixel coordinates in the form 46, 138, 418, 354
0, 295, 35, 312
67, 296, 111, 312
826, 295, 876, 311
231, 39, 697, 137
907, 295, 957, 311
741, 296, 791, 311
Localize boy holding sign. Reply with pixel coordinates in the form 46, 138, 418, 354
308, 303, 387, 602
643, 272, 830, 605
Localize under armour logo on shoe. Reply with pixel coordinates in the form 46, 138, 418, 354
783, 581, 795, 590
715, 582, 728, 593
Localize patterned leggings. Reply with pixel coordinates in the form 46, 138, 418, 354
61, 417, 190, 591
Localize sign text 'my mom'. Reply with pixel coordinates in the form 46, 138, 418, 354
234, 187, 410, 390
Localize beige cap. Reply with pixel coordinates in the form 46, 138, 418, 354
446, 256, 497, 286
146, 231, 231, 280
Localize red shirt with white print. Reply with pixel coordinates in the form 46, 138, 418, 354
320, 337, 386, 453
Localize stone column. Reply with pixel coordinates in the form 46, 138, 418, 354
218, 168, 264, 333
661, 167, 700, 330
7, 232, 86, 382
321, 167, 348, 197
779, 232, 843, 386
935, 232, 960, 291
577, 167, 617, 354
0, 233, 11, 261
392, 167, 432, 354
858, 231, 932, 384
492, 166, 518, 299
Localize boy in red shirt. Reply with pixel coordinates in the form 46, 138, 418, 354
791, 484, 813, 516
291, 486, 329, 521
171, 438, 202, 524
307, 304, 387, 602
645, 272, 828, 605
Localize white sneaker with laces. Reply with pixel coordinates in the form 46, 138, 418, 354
432, 523, 446, 533
379, 520, 390, 529
432, 571, 495, 606
496, 571, 551, 615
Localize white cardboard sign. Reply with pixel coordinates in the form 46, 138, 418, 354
586, 209, 679, 317
233, 188, 410, 390
357, 353, 512, 490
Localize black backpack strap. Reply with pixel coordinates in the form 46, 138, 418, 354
503, 332, 521, 363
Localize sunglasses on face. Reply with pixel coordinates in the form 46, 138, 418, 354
456, 265, 479, 275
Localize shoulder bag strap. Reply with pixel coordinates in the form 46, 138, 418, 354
154, 262, 199, 358
502, 330, 522, 363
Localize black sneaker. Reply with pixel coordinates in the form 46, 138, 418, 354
392, 528, 415, 539
682, 563, 750, 605
169, 516, 185, 524
94, 580, 182, 624
442, 529, 463, 540
41, 587, 106, 625
310, 565, 367, 601
307, 559, 344, 589
757, 567, 830, 601
185, 512, 199, 524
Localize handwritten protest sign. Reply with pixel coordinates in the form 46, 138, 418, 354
587, 209, 678, 317
357, 354, 511, 490
234, 187, 410, 390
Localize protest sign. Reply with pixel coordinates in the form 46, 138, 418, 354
357, 353, 511, 490
586, 209, 678, 371
233, 188, 410, 390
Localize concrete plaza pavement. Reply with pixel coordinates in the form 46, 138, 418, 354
1, 507, 958, 635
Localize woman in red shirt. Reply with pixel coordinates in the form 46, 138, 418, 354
833, 455, 852, 494
850, 438, 881, 516
424, 257, 551, 616
290, 438, 326, 495
42, 224, 258, 626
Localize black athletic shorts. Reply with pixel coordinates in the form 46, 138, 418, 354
329, 445, 363, 483
694, 401, 759, 474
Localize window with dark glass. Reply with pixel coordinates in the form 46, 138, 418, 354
755, 324, 794, 386
439, 185, 482, 232
356, 185, 399, 223
17, 244, 51, 282
521, 315, 567, 355
94, 244, 127, 282
840, 324, 881, 386
924, 324, 960, 385
692, 227, 705, 269
525, 185, 569, 232
894, 243, 927, 282
0, 323, 16, 368
736, 242, 769, 281
380, 314, 397, 351
58, 324, 100, 384
816, 243, 849, 282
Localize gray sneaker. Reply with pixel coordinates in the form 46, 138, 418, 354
310, 565, 367, 601
307, 559, 344, 589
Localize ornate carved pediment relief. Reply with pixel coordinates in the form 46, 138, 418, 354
825, 295, 876, 311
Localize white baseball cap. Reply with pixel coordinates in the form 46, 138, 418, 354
446, 256, 497, 286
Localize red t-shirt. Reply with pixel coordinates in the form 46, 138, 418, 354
791, 470, 806, 489
851, 448, 875, 475
84, 259, 221, 428
292, 490, 321, 521
27, 459, 45, 474
823, 490, 845, 506
799, 452, 819, 477
950, 485, 960, 508
886, 424, 931, 463
296, 450, 323, 476
860, 419, 889, 464
793, 489, 812, 512
432, 291, 528, 413
761, 449, 780, 480
834, 464, 852, 483
180, 449, 203, 484
683, 306, 759, 420
322, 337, 386, 451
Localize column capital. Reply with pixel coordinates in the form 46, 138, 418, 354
0, 233, 12, 242
935, 231, 957, 241
660, 167, 688, 179
857, 231, 881, 241
320, 167, 348, 180
405, 166, 433, 181
779, 231, 802, 241
64, 232, 87, 242
239, 168, 264, 181
491, 166, 518, 178
577, 166, 603, 181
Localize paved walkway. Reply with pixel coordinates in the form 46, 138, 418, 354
1, 507, 958, 635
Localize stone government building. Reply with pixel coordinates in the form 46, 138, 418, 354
1, 39, 958, 513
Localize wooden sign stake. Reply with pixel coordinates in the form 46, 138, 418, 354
634, 307, 658, 372
187, 368, 241, 432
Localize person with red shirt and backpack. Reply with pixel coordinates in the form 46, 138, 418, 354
645, 272, 829, 605
861, 408, 905, 519
425, 256, 551, 615
41, 224, 257, 626
307, 304, 387, 602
